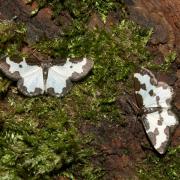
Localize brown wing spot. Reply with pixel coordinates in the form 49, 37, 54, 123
148, 128, 159, 147
154, 128, 159, 136
141, 83, 146, 90
135, 93, 144, 108
156, 96, 160, 106
134, 77, 141, 91
149, 89, 154, 96
156, 126, 170, 154
150, 78, 157, 86
157, 118, 163, 126
164, 126, 169, 137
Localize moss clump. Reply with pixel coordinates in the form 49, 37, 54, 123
0, 19, 26, 56
0, 74, 11, 97
28, 0, 127, 21
147, 51, 177, 71
0, 97, 102, 179
35, 19, 151, 59
137, 146, 180, 180
0, 19, 26, 96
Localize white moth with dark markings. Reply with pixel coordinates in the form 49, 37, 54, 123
134, 68, 179, 154
0, 56, 93, 97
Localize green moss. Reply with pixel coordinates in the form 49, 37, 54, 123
0, 97, 102, 179
0, 19, 26, 56
0, 19, 26, 95
29, 0, 127, 21
137, 146, 180, 180
0, 73, 11, 96
147, 51, 177, 71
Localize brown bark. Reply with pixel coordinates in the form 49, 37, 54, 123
0, 0, 60, 44
125, 0, 180, 110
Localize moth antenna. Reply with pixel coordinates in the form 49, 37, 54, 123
127, 99, 140, 115
123, 90, 143, 139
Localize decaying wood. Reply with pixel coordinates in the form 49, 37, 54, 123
125, 0, 180, 110
0, 0, 60, 44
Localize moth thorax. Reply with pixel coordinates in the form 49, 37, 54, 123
143, 107, 162, 114
41, 63, 51, 81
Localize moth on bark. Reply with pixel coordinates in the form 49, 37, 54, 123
0, 56, 93, 97
134, 68, 179, 154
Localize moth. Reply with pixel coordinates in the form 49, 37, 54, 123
0, 56, 93, 97
134, 68, 179, 154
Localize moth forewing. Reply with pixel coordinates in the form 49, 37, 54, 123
46, 57, 93, 97
70, 57, 94, 81
0, 57, 21, 81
